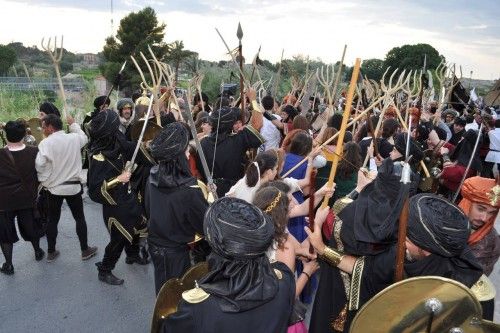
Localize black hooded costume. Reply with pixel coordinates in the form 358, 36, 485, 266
146, 122, 209, 294
162, 197, 295, 333
310, 190, 484, 333
197, 107, 265, 197
87, 110, 150, 279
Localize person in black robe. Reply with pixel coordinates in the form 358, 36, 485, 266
197, 89, 264, 197
306, 189, 484, 333
146, 122, 209, 294
87, 110, 149, 285
162, 197, 295, 333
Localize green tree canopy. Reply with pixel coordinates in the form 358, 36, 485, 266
165, 40, 197, 83
384, 43, 443, 71
361, 58, 385, 81
100, 6, 169, 94
0, 45, 17, 76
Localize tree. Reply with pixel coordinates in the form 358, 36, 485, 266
384, 44, 444, 72
165, 41, 197, 83
0, 45, 17, 76
361, 58, 385, 81
100, 7, 169, 94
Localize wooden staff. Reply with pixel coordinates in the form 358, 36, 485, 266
321, 58, 361, 207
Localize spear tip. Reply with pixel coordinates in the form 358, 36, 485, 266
237, 22, 243, 40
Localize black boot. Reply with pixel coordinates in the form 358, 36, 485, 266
0, 263, 14, 275
98, 271, 124, 285
35, 248, 45, 261
125, 254, 149, 265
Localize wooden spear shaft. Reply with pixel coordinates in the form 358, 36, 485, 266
321, 58, 361, 207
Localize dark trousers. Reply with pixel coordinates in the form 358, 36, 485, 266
98, 227, 140, 273
148, 243, 191, 294
46, 191, 88, 253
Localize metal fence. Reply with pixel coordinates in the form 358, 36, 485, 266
0, 77, 86, 92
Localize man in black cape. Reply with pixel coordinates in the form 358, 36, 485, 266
87, 110, 150, 285
146, 122, 209, 294
307, 186, 484, 332
162, 197, 295, 333
197, 89, 264, 197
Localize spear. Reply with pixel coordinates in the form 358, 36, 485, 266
322, 58, 361, 207
237, 22, 245, 120
101, 60, 127, 110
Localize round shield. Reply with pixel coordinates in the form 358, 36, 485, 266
350, 276, 494, 333
150, 262, 209, 333
130, 119, 163, 142
26, 117, 44, 144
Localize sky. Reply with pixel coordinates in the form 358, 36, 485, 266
1, 0, 499, 80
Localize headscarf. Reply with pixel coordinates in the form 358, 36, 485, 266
393, 132, 424, 164
39, 102, 61, 117
199, 197, 277, 313
149, 122, 194, 188
451, 129, 482, 171
459, 176, 500, 245
88, 109, 120, 155
406, 193, 482, 287
339, 159, 413, 255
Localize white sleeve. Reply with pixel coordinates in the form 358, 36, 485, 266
69, 123, 88, 148
35, 147, 51, 182
282, 177, 302, 193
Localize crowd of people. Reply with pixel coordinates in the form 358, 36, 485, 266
0, 77, 499, 332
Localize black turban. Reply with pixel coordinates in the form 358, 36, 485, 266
93, 95, 111, 110
149, 122, 194, 189
393, 132, 424, 164
408, 194, 469, 257
209, 107, 237, 134
199, 197, 278, 313
89, 109, 120, 140
88, 109, 120, 156
150, 122, 189, 162
406, 193, 482, 287
39, 102, 61, 117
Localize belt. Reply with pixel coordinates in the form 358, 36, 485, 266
61, 180, 81, 185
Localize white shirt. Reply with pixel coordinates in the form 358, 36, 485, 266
36, 123, 88, 196
486, 128, 500, 163
259, 117, 281, 152
465, 121, 480, 132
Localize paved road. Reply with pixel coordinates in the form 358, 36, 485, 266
0, 198, 499, 332
0, 197, 155, 333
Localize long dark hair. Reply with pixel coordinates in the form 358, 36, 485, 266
289, 130, 312, 156
337, 142, 362, 179
253, 186, 289, 250
245, 150, 278, 187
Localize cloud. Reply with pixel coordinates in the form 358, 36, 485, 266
455, 24, 488, 30
0, 0, 498, 79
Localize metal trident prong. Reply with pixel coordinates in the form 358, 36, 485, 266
41, 35, 68, 120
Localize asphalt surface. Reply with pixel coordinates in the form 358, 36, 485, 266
0, 197, 499, 332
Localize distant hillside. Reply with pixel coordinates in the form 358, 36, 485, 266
5, 42, 101, 78
460, 77, 496, 96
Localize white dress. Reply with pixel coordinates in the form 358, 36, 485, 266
486, 128, 500, 164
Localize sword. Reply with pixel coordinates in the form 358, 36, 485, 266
126, 93, 154, 193
101, 60, 127, 110
184, 94, 218, 200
